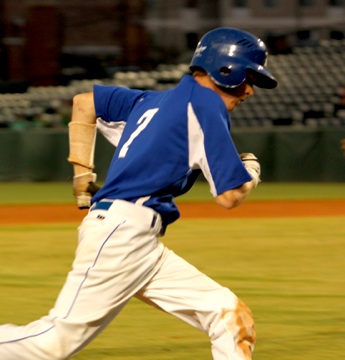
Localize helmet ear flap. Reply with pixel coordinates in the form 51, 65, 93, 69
216, 66, 233, 86
210, 62, 247, 89
219, 67, 232, 76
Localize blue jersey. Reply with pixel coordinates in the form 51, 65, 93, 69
92, 75, 252, 226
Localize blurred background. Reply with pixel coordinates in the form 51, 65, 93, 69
0, 0, 344, 182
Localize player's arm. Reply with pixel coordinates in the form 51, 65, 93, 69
215, 180, 255, 209
215, 153, 260, 209
68, 92, 100, 209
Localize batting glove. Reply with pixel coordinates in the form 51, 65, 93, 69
240, 153, 261, 187
73, 172, 100, 209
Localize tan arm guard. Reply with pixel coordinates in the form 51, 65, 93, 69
68, 121, 98, 208
68, 121, 97, 170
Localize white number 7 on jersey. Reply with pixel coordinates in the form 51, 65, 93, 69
118, 108, 159, 158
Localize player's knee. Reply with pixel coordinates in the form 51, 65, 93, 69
223, 298, 256, 358
208, 296, 255, 359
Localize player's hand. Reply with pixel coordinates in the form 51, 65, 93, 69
73, 172, 100, 209
341, 139, 345, 157
240, 153, 261, 187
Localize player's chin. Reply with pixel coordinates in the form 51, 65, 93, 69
228, 103, 239, 112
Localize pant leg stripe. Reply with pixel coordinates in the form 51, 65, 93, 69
0, 221, 125, 345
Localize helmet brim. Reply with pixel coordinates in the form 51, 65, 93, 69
247, 67, 278, 89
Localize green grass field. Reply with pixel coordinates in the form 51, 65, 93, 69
0, 182, 344, 359
0, 181, 344, 204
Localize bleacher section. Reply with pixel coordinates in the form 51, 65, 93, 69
0, 39, 344, 129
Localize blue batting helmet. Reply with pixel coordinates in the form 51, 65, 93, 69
190, 27, 277, 89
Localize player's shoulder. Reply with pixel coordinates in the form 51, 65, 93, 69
189, 82, 226, 119
93, 84, 145, 111
94, 83, 144, 98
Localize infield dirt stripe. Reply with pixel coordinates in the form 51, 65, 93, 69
0, 200, 344, 224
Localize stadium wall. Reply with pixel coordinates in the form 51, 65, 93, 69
0, 127, 344, 182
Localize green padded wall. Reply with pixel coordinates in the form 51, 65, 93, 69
0, 128, 344, 182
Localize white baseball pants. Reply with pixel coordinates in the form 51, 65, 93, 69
0, 200, 255, 359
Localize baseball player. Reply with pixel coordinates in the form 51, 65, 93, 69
0, 27, 277, 359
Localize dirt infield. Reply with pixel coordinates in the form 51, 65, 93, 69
0, 199, 344, 225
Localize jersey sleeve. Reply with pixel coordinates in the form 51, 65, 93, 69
93, 84, 144, 122
93, 84, 144, 147
188, 92, 252, 197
